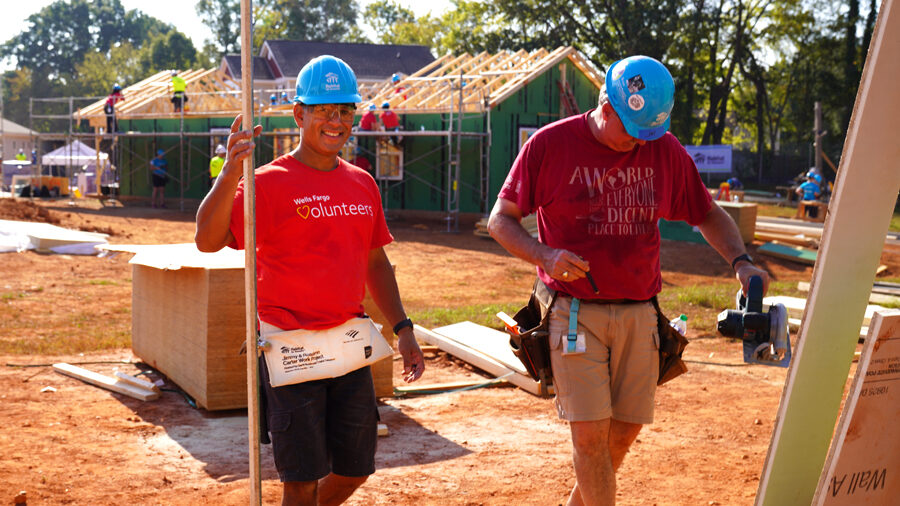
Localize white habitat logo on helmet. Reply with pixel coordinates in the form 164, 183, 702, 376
324, 72, 341, 91
605, 55, 675, 141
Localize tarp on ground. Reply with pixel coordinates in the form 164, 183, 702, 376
41, 140, 109, 167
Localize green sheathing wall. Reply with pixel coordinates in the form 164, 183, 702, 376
487, 60, 600, 209
112, 59, 599, 212
116, 116, 297, 199
369, 112, 488, 214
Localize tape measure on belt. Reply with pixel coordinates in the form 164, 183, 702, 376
567, 297, 581, 353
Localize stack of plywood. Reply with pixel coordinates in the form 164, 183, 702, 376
716, 201, 757, 244
109, 243, 394, 411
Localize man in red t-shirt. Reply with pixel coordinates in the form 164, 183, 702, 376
380, 102, 401, 145
195, 55, 424, 505
488, 55, 770, 505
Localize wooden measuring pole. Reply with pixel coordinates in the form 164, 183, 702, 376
755, 0, 900, 503
239, 0, 261, 504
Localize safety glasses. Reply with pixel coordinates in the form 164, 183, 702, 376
305, 104, 357, 122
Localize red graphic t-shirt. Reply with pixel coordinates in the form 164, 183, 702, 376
499, 110, 712, 300
229, 155, 393, 330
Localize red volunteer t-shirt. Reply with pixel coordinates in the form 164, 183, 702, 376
381, 110, 400, 129
359, 111, 377, 131
229, 155, 393, 330
498, 110, 712, 300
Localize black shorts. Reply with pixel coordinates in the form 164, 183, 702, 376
151, 174, 168, 187
260, 359, 378, 482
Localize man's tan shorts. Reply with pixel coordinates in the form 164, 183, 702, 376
548, 297, 659, 424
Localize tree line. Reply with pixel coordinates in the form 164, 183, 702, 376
1, 0, 879, 182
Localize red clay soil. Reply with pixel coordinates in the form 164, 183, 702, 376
0, 198, 892, 505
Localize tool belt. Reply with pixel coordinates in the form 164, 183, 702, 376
506, 278, 557, 397
650, 296, 689, 385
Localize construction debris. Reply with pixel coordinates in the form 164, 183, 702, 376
413, 322, 548, 396
52, 363, 159, 402
758, 241, 817, 265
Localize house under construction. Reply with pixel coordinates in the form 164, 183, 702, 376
73, 46, 604, 223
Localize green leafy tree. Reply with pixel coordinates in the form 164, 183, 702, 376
140, 31, 200, 75
73, 43, 144, 98
2, 0, 173, 80
196, 0, 241, 55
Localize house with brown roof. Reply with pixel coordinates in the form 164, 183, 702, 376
219, 40, 436, 94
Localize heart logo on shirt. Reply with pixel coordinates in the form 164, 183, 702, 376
296, 205, 310, 219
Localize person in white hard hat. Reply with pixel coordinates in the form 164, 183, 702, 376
489, 55, 770, 505
208, 144, 226, 187
195, 55, 424, 505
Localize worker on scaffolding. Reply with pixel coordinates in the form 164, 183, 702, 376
104, 84, 124, 134
195, 54, 424, 505
150, 149, 169, 208
269, 93, 278, 106
209, 144, 226, 187
380, 101, 402, 146
281, 91, 291, 104
171, 71, 187, 113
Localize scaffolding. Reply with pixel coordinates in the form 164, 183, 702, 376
27, 46, 602, 228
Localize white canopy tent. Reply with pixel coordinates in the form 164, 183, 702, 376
42, 140, 108, 167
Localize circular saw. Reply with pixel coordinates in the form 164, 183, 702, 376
717, 275, 791, 367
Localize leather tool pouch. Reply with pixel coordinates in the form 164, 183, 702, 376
507, 278, 557, 397
650, 296, 689, 385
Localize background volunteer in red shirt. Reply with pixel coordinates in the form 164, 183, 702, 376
194, 55, 424, 506
488, 55, 769, 506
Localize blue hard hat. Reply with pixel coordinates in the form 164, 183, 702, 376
368, 104, 376, 111
382, 102, 390, 109
391, 73, 400, 83
281, 92, 288, 97
605, 56, 675, 141
293, 55, 361, 105
112, 84, 121, 91
156, 149, 165, 156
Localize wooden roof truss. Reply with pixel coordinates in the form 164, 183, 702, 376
73, 47, 604, 125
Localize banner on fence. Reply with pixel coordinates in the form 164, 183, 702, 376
685, 145, 732, 173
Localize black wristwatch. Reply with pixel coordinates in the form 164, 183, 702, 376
393, 318, 413, 335
731, 253, 754, 271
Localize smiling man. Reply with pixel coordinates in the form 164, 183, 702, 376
488, 55, 769, 505
195, 55, 424, 506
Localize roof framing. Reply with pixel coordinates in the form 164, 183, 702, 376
74, 47, 603, 124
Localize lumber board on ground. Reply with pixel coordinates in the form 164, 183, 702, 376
764, 295, 884, 327
432, 321, 528, 375
114, 371, 161, 393
413, 324, 545, 396
394, 378, 509, 394
53, 363, 159, 401
754, 230, 819, 248
758, 241, 817, 265
798, 281, 900, 306
756, 1, 900, 503
813, 311, 900, 504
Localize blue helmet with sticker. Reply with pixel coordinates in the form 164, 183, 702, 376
293, 55, 361, 105
605, 56, 675, 141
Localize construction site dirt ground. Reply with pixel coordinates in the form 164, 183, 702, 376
2, 198, 896, 505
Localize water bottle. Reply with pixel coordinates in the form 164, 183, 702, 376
669, 314, 688, 336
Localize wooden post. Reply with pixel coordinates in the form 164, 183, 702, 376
814, 101, 823, 175
239, 1, 261, 504
756, 0, 900, 503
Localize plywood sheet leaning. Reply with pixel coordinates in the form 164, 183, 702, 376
813, 310, 900, 504
53, 363, 159, 401
755, 0, 900, 503
413, 323, 546, 396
